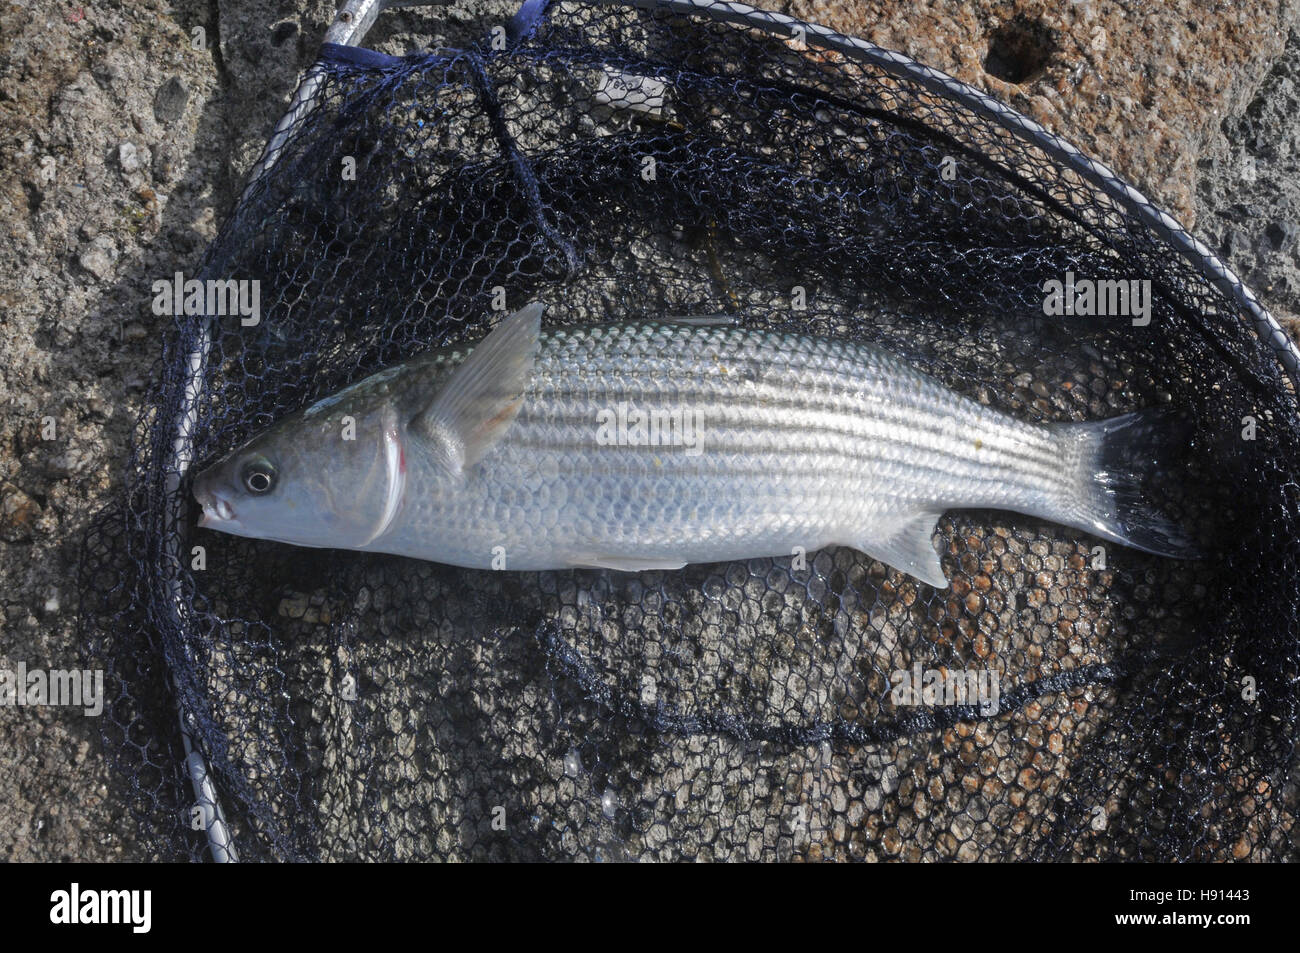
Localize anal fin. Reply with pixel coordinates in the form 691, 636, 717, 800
858, 510, 948, 589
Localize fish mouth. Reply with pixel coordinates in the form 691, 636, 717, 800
194, 482, 237, 528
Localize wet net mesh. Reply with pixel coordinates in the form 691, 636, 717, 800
81, 0, 1300, 861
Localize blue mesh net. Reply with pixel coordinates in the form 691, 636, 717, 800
80, 0, 1300, 861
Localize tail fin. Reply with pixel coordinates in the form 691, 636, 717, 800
1050, 409, 1199, 558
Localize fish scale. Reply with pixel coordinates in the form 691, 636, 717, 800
194, 304, 1193, 587
378, 322, 1087, 570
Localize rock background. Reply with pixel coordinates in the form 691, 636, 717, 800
785, 0, 1300, 334
0, 0, 1296, 860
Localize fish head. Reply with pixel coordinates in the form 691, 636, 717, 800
193, 396, 406, 550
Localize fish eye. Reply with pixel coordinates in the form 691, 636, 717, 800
241, 459, 276, 495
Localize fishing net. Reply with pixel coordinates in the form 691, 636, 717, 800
81, 0, 1300, 861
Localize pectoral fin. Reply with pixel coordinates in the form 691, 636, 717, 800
859, 510, 948, 589
411, 302, 543, 476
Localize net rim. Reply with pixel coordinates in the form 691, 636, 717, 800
159, 0, 1300, 861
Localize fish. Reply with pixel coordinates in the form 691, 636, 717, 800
192, 302, 1195, 588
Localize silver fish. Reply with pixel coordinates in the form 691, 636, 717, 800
193, 303, 1193, 588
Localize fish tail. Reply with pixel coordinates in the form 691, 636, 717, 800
1048, 409, 1199, 558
